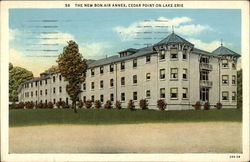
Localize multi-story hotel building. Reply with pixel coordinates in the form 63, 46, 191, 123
17, 32, 240, 110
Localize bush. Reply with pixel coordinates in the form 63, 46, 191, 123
37, 102, 44, 109
47, 102, 54, 109
204, 102, 210, 110
85, 100, 92, 109
25, 101, 34, 109
194, 101, 201, 110
18, 102, 25, 109
61, 101, 69, 109
56, 101, 61, 108
139, 99, 148, 110
128, 100, 135, 110
216, 102, 222, 109
104, 100, 112, 109
77, 100, 84, 109
94, 100, 102, 109
157, 99, 166, 110
9, 103, 19, 109
43, 103, 48, 109
115, 101, 122, 109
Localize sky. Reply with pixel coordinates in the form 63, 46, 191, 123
9, 9, 241, 76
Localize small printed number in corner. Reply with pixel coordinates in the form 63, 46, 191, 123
229, 155, 241, 158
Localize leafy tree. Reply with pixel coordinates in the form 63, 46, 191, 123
9, 64, 33, 102
44, 65, 59, 73
237, 69, 242, 108
57, 40, 88, 113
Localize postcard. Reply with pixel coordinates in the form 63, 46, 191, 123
1, 0, 249, 161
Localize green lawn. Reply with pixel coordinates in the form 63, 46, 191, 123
9, 108, 242, 127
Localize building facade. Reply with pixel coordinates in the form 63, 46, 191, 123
17, 32, 240, 110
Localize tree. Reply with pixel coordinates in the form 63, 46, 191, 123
44, 65, 59, 73
57, 40, 88, 113
9, 64, 34, 102
237, 69, 242, 108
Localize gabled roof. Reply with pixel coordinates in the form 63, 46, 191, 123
212, 45, 240, 57
154, 32, 194, 47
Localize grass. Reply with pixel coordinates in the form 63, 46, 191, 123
9, 108, 242, 127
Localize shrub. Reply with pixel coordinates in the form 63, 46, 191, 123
43, 103, 48, 109
194, 101, 201, 110
77, 100, 84, 108
104, 100, 112, 109
18, 102, 25, 109
47, 102, 54, 109
128, 100, 135, 110
61, 101, 69, 109
204, 102, 210, 110
157, 99, 166, 110
94, 100, 102, 109
85, 100, 92, 109
115, 101, 122, 109
139, 99, 148, 110
25, 101, 34, 109
9, 103, 18, 109
216, 102, 222, 109
56, 101, 61, 108
37, 102, 44, 109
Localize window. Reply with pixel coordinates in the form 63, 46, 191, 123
160, 69, 165, 79
200, 57, 209, 63
200, 70, 209, 80
133, 91, 137, 101
83, 83, 86, 90
31, 91, 33, 97
121, 61, 125, 70
146, 90, 150, 98
222, 75, 229, 85
40, 90, 42, 95
170, 48, 178, 59
100, 66, 104, 74
110, 64, 114, 72
100, 95, 104, 102
110, 93, 114, 102
160, 50, 165, 60
232, 92, 236, 101
133, 59, 137, 68
182, 88, 188, 99
59, 86, 62, 93
27, 83, 29, 88
59, 75, 62, 81
45, 89, 47, 95
66, 97, 69, 104
60, 98, 62, 102
91, 69, 95, 76
232, 75, 236, 85
133, 75, 137, 84
121, 77, 125, 86
183, 49, 187, 59
200, 88, 209, 101
146, 73, 151, 80
222, 91, 229, 100
35, 81, 38, 87
121, 93, 125, 101
91, 82, 95, 90
170, 68, 178, 79
110, 79, 114, 87
40, 80, 42, 85
91, 95, 95, 102
53, 76, 56, 83
170, 88, 178, 99
83, 96, 86, 102
183, 69, 187, 79
36, 91, 38, 96
53, 99, 56, 104
222, 59, 228, 68
45, 100, 47, 104
53, 87, 56, 94
100, 80, 104, 89
45, 79, 47, 85
160, 88, 165, 98
146, 55, 151, 62
31, 83, 33, 87
232, 63, 236, 69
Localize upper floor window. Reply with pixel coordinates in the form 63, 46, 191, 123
222, 59, 228, 68
31, 83, 33, 87
35, 81, 38, 87
100, 94, 104, 102
133, 91, 137, 101
110, 64, 114, 72
182, 88, 188, 99
222, 75, 229, 85
121, 92, 125, 101
133, 75, 137, 84
110, 79, 114, 87
100, 66, 104, 74
146, 90, 150, 99
222, 91, 229, 100
53, 87, 56, 94
133, 59, 137, 68
232, 63, 236, 70
232, 75, 236, 85
170, 88, 178, 99
160, 88, 165, 98
31, 91, 33, 97
200, 57, 209, 63
183, 49, 187, 60
183, 69, 187, 79
110, 93, 114, 102
121, 61, 125, 70
59, 75, 62, 81
59, 86, 62, 93
170, 68, 178, 79
160, 69, 165, 79
100, 80, 104, 89
36, 90, 38, 96
40, 80, 42, 85
146, 73, 151, 80
91, 69, 95, 76
170, 48, 178, 59
146, 55, 151, 62
53, 76, 56, 83
200, 70, 208, 80
232, 92, 236, 101
45, 79, 47, 85
45, 89, 48, 95
91, 82, 95, 90
121, 77, 125, 86
83, 83, 86, 90
160, 50, 165, 60
40, 90, 43, 95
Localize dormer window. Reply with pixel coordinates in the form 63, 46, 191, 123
91, 69, 95, 76
121, 61, 125, 70
183, 49, 187, 60
110, 64, 114, 72
100, 66, 104, 74
222, 59, 228, 68
170, 48, 178, 59
133, 59, 137, 68
160, 50, 165, 60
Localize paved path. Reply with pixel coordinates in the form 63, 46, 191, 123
9, 122, 242, 153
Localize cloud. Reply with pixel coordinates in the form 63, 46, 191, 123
9, 28, 20, 41
39, 32, 76, 45
187, 38, 232, 52
113, 16, 210, 41
79, 42, 112, 59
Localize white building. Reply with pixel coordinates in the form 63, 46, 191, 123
17, 32, 240, 109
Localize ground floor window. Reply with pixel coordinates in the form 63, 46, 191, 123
121, 93, 125, 101
222, 91, 229, 101
83, 96, 86, 102
232, 92, 236, 101
146, 90, 150, 98
170, 88, 178, 99
110, 93, 114, 102
160, 88, 165, 98
100, 94, 104, 102
200, 88, 209, 101
133, 91, 137, 101
182, 88, 188, 99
